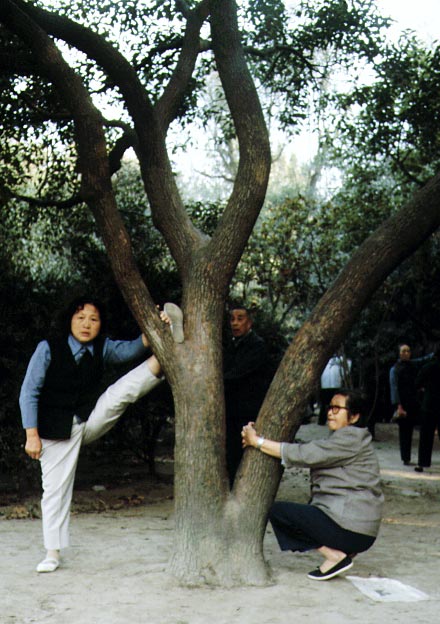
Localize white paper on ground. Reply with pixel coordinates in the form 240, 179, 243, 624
347, 576, 429, 602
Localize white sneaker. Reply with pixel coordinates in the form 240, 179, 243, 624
36, 557, 60, 573
164, 303, 184, 343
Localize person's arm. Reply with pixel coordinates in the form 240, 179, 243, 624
19, 341, 50, 428
241, 422, 281, 458
412, 352, 434, 364
389, 365, 400, 406
104, 310, 171, 364
103, 335, 149, 364
242, 422, 363, 468
19, 341, 51, 460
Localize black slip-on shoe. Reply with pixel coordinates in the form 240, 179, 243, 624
307, 556, 353, 581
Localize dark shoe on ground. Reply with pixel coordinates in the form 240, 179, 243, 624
403, 460, 411, 466
414, 466, 424, 472
307, 556, 353, 581
164, 303, 184, 343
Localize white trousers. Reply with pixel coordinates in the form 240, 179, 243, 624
39, 360, 162, 550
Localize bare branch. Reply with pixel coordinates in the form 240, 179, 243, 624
9, 190, 82, 209
391, 152, 426, 187
107, 130, 137, 175
156, 0, 211, 129
4, 0, 205, 269
194, 169, 235, 184
245, 44, 317, 73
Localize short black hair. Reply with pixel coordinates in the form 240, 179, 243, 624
59, 295, 107, 336
228, 305, 253, 317
333, 388, 367, 428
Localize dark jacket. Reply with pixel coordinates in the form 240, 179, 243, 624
38, 336, 104, 439
416, 358, 440, 415
223, 330, 269, 426
281, 426, 384, 537
395, 359, 420, 417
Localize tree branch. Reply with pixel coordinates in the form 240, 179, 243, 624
391, 152, 426, 187
156, 0, 211, 129
138, 35, 211, 67
244, 43, 317, 73
4, 126, 138, 209
107, 128, 138, 175
6, 0, 204, 272
8, 191, 82, 209
205, 0, 271, 292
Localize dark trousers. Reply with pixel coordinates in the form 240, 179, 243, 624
397, 417, 416, 463
269, 501, 375, 555
417, 410, 440, 467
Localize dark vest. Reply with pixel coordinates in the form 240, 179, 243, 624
38, 336, 105, 440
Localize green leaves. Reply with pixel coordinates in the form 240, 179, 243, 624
330, 34, 440, 190
230, 194, 344, 335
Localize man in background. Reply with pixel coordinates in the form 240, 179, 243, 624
223, 306, 269, 486
390, 343, 432, 465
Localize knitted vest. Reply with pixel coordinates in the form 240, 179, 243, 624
38, 336, 104, 440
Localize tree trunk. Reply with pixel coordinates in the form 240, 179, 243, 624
161, 279, 275, 585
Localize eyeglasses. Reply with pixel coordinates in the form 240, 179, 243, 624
327, 404, 350, 414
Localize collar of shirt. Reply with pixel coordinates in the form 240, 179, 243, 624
232, 329, 253, 345
68, 334, 94, 362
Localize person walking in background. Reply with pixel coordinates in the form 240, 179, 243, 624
393, 344, 419, 465
414, 344, 440, 472
19, 295, 182, 573
390, 343, 432, 466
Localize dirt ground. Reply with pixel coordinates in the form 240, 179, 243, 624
1, 421, 440, 624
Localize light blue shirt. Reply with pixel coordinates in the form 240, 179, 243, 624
389, 364, 399, 405
19, 334, 147, 429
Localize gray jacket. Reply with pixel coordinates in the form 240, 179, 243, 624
281, 427, 383, 537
